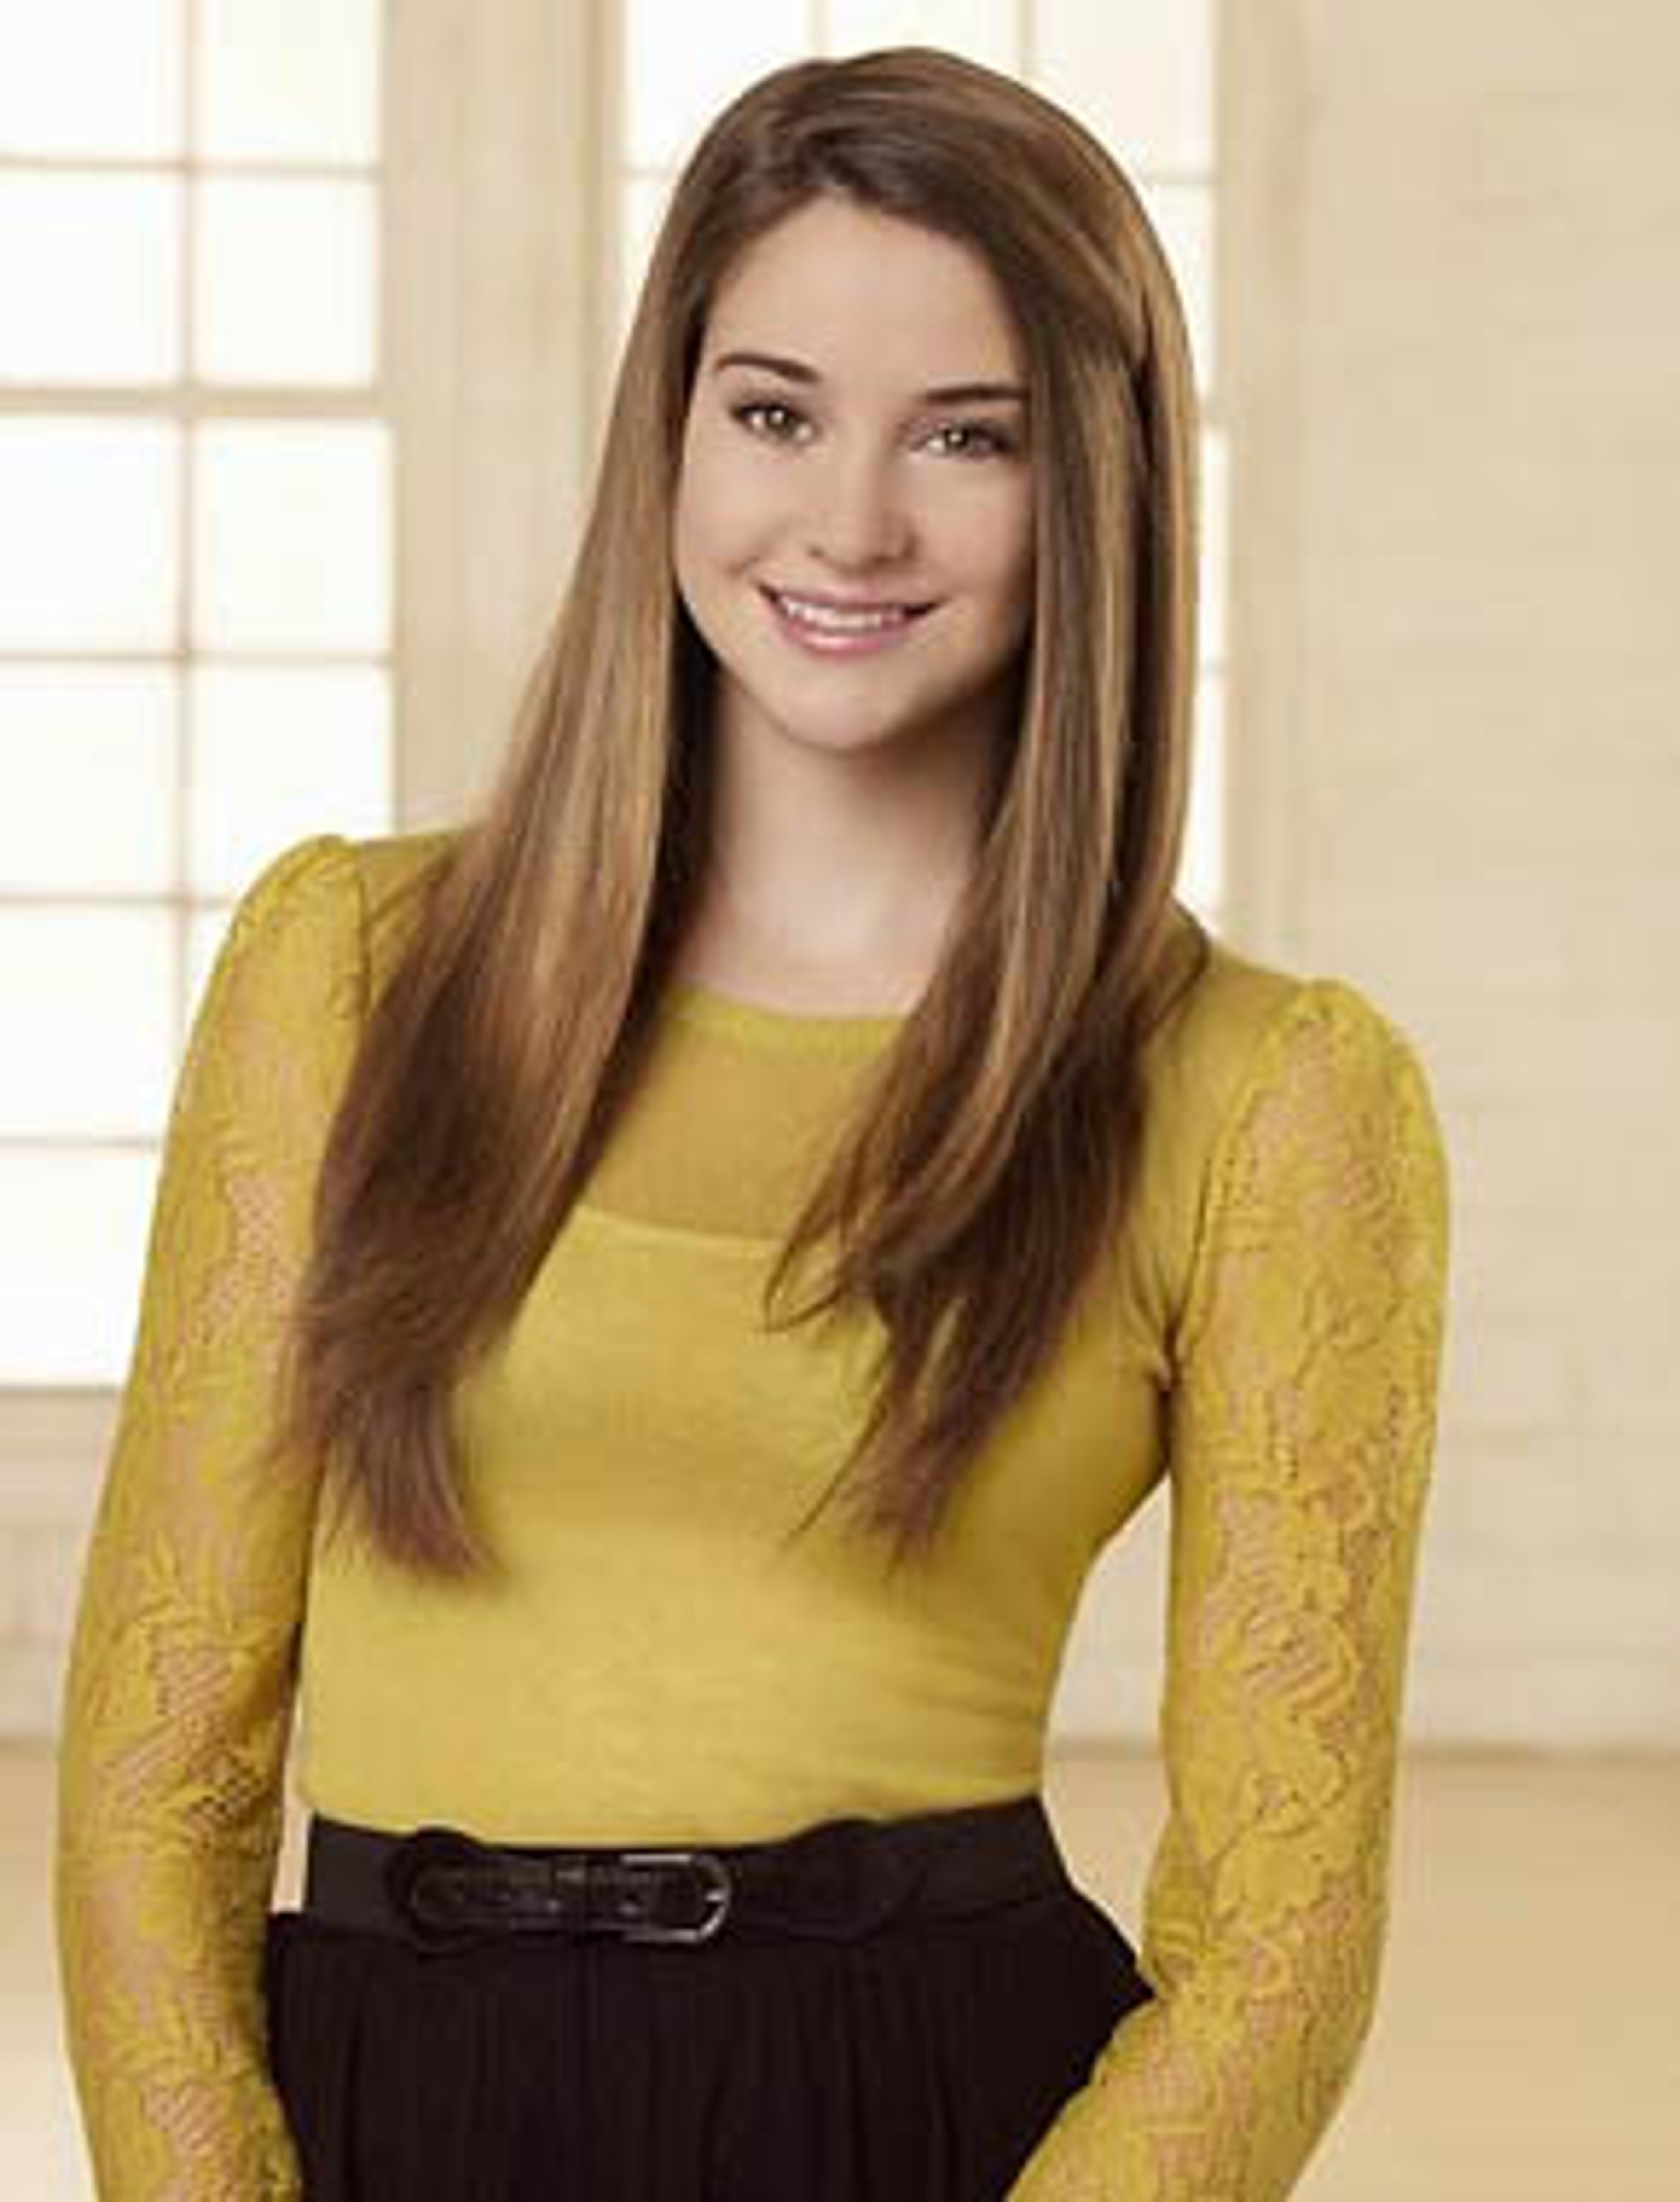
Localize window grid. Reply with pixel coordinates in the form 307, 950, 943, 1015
0, 5, 1226, 1389
0, 29, 395, 845
0, 0, 393, 1385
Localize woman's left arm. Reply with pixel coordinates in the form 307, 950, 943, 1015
1007, 978, 1453, 2199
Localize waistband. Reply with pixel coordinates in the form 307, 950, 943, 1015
301, 1791, 1071, 1956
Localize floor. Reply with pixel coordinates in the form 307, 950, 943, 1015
8, 1743, 1676, 2198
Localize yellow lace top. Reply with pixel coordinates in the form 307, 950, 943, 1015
54, 829, 1452, 2200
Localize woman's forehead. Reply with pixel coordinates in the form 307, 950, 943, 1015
705, 206, 1026, 382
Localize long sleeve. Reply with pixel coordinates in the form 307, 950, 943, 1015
53, 834, 366, 2202
1007, 977, 1452, 2200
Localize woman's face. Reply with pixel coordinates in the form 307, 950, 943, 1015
672, 196, 1036, 769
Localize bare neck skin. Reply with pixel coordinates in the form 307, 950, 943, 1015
675, 699, 999, 1011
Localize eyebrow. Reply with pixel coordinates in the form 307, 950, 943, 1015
710, 349, 1028, 406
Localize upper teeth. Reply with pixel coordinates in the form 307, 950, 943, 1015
776, 592, 911, 632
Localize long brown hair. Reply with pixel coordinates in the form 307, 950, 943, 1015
269, 44, 1211, 1582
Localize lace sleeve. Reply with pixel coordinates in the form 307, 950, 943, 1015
53, 834, 366, 2202
1006, 977, 1452, 2200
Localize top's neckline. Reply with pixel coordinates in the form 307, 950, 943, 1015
662, 975, 909, 1052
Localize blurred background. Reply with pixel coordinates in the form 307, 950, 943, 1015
2, 2, 1675, 2195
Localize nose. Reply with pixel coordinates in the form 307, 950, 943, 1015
806, 445, 913, 568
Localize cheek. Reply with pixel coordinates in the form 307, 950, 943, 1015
966, 517, 1035, 611
674, 489, 739, 611
679, 439, 776, 559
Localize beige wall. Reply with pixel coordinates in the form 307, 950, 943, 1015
7, 3, 1676, 1751
1058, 0, 1680, 1751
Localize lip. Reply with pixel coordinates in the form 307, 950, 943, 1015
760, 583, 935, 658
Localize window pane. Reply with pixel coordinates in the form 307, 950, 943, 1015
1140, 177, 1215, 396
0, 1147, 159, 1385
1035, 0, 1213, 173
0, 0, 182, 160
194, 175, 379, 388
0, 173, 182, 386
1200, 421, 1226, 667
0, 666, 178, 892
824, 0, 1018, 69
196, 0, 381, 166
192, 419, 391, 651
0, 418, 179, 651
189, 663, 391, 894
0, 908, 175, 1137
625, 0, 805, 171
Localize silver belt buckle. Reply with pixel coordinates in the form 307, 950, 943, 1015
612, 1849, 733, 1944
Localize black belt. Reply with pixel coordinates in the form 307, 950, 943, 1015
301, 1791, 1071, 1957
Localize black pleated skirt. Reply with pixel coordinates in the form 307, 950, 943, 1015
262, 1791, 1155, 2201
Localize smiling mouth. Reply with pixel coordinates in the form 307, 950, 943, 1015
759, 586, 938, 621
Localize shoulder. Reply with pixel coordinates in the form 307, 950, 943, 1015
227, 824, 462, 987
1129, 908, 1449, 1342
1142, 916, 1303, 1123
343, 823, 462, 909
1144, 910, 1439, 1148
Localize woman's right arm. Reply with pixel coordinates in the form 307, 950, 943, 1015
53, 833, 366, 2201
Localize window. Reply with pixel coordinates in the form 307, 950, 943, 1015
0, 2, 1222, 1400
0, 0, 393, 1387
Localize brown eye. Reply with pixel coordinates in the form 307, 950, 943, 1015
732, 400, 805, 441
931, 421, 1015, 459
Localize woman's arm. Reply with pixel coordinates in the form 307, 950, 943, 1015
53, 834, 365, 2202
1008, 977, 1452, 2199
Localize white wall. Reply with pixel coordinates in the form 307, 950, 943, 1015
1056, 0, 1680, 1752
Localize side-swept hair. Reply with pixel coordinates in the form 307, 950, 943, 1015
269, 44, 1211, 1580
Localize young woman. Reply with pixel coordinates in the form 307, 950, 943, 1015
54, 44, 1451, 2202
